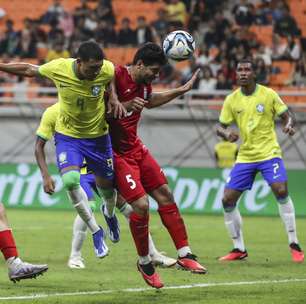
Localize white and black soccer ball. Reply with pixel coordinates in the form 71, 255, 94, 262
163, 30, 195, 61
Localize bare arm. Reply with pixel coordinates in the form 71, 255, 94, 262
146, 69, 200, 109
0, 62, 40, 77
216, 123, 239, 142
35, 137, 55, 194
279, 109, 295, 136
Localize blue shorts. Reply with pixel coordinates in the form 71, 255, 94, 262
226, 157, 287, 192
80, 173, 99, 200
54, 132, 114, 180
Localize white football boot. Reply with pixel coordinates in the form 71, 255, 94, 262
151, 252, 177, 268
68, 255, 85, 269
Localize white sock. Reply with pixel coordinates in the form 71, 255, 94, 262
70, 215, 87, 258
100, 188, 117, 217
119, 202, 133, 219
224, 208, 245, 251
138, 255, 151, 265
178, 246, 192, 258
148, 233, 159, 256
6, 257, 22, 270
278, 197, 298, 244
67, 186, 99, 233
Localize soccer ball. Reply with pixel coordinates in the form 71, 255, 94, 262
163, 30, 195, 61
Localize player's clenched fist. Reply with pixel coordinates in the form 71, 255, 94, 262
225, 130, 239, 142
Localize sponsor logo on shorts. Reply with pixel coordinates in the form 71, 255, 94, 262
256, 104, 264, 113
58, 152, 67, 165
92, 85, 101, 97
273, 174, 281, 179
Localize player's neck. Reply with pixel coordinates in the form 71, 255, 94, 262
240, 83, 257, 96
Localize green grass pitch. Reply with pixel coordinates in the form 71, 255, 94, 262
0, 209, 305, 304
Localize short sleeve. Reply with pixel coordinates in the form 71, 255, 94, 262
38, 58, 63, 80
102, 60, 115, 83
271, 89, 288, 116
219, 96, 234, 125
36, 106, 57, 141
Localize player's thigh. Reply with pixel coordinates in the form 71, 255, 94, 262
140, 151, 168, 194
226, 162, 257, 193
55, 134, 83, 173
84, 134, 114, 183
114, 155, 146, 203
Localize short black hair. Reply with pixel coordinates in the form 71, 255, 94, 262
77, 41, 105, 62
133, 42, 167, 66
237, 58, 255, 70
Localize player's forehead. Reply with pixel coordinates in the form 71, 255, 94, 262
236, 62, 252, 71
82, 58, 103, 68
144, 63, 161, 72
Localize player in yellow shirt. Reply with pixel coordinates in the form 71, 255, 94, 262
0, 41, 126, 259
35, 103, 176, 269
216, 59, 304, 263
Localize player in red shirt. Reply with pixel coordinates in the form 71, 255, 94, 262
109, 43, 207, 289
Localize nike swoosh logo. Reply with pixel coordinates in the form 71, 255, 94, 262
273, 175, 281, 179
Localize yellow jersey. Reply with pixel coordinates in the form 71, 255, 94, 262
219, 84, 288, 163
36, 103, 59, 141
38, 58, 114, 138
215, 141, 238, 168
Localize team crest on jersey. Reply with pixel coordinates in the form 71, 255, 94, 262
106, 158, 114, 169
256, 104, 264, 113
58, 152, 67, 165
92, 85, 101, 96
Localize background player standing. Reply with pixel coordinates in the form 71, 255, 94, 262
216, 59, 304, 263
110, 43, 207, 289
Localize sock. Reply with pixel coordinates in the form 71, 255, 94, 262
148, 233, 159, 256
67, 186, 99, 233
119, 202, 133, 219
138, 255, 152, 265
0, 230, 18, 260
129, 212, 149, 257
177, 246, 192, 258
278, 196, 298, 244
99, 188, 117, 217
224, 208, 245, 251
158, 203, 189, 250
70, 215, 87, 258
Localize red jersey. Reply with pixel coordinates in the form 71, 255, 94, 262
109, 65, 152, 154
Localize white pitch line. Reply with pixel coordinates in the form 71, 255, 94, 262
0, 278, 306, 301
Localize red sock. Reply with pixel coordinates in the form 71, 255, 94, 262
0, 230, 18, 260
129, 212, 149, 257
158, 203, 188, 250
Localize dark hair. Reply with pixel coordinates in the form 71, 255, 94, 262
133, 42, 167, 66
77, 41, 105, 62
237, 58, 255, 70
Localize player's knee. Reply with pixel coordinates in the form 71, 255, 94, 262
275, 186, 288, 201
131, 196, 149, 217
222, 197, 236, 212
62, 171, 81, 190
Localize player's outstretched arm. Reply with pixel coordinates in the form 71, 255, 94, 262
146, 69, 200, 109
280, 110, 296, 136
0, 62, 40, 77
35, 137, 55, 195
216, 123, 239, 143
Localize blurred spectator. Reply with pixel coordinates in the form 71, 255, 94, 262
196, 44, 213, 66
95, 20, 117, 47
151, 8, 169, 39
198, 65, 217, 93
271, 33, 287, 60
0, 19, 20, 57
280, 35, 301, 61
274, 7, 300, 37
271, 0, 288, 22
187, 0, 205, 32
84, 11, 98, 33
117, 18, 136, 46
58, 11, 75, 39
203, 20, 218, 48
46, 41, 70, 62
255, 0, 273, 25
254, 43, 272, 66
135, 16, 160, 45
70, 17, 93, 43
73, 0, 92, 25
216, 72, 233, 90
232, 0, 255, 26
289, 58, 306, 87
254, 57, 270, 85
214, 11, 230, 46
181, 57, 201, 88
95, 0, 116, 25
20, 18, 37, 58
41, 0, 65, 24
165, 0, 187, 28
0, 54, 17, 86
31, 20, 48, 48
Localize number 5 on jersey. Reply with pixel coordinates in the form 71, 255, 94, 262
126, 174, 136, 189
